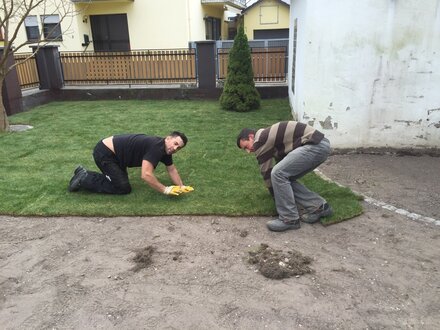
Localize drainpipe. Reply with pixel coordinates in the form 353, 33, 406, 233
187, 0, 192, 42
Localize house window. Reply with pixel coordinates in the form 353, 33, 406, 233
90, 14, 130, 52
205, 17, 221, 40
42, 15, 62, 41
24, 16, 40, 41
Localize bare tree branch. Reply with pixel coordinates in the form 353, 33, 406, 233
1, 0, 76, 74
0, 0, 80, 131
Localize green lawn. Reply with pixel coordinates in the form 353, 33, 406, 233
1, 99, 362, 224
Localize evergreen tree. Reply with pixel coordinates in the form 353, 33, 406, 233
220, 26, 260, 112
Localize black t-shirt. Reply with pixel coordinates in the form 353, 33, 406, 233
112, 134, 172, 168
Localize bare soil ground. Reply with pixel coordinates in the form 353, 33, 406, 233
319, 154, 440, 220
1, 154, 439, 329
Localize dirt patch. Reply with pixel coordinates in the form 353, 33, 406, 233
0, 212, 439, 329
132, 242, 314, 280
248, 243, 313, 279
320, 154, 440, 219
332, 147, 440, 157
131, 246, 155, 272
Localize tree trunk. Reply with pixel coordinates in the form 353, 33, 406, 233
0, 80, 10, 132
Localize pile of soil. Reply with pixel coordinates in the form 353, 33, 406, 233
247, 243, 314, 279
132, 243, 314, 280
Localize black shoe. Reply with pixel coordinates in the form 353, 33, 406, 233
266, 219, 301, 232
74, 165, 86, 176
301, 203, 333, 224
68, 167, 87, 192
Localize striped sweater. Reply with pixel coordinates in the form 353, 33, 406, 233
253, 121, 324, 189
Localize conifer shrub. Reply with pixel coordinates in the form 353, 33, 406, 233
220, 26, 261, 112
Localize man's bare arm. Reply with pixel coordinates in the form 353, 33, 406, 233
166, 164, 184, 186
141, 160, 167, 193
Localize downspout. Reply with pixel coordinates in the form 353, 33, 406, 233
186, 0, 192, 42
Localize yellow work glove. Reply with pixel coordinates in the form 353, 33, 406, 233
180, 185, 194, 193
163, 186, 182, 196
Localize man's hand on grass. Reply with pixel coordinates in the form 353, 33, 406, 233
163, 185, 194, 196
179, 186, 194, 193
163, 186, 182, 196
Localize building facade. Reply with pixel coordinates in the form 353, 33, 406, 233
242, 0, 290, 40
12, 0, 246, 53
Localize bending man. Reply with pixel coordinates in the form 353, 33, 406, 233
68, 131, 192, 196
237, 121, 332, 232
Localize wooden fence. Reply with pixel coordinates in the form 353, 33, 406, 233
14, 53, 39, 89
218, 47, 287, 82
13, 46, 287, 89
60, 49, 197, 85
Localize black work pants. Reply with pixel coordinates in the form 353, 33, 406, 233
81, 141, 132, 194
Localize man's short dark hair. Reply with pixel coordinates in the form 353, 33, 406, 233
170, 131, 188, 146
236, 128, 255, 148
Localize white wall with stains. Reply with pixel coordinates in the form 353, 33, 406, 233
288, 0, 440, 148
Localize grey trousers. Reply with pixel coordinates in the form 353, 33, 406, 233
271, 137, 331, 222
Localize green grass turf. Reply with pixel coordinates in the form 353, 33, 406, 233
1, 98, 362, 223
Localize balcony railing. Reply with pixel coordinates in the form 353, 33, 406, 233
71, 0, 134, 3
201, 0, 246, 10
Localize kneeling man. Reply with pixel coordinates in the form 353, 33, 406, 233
68, 131, 192, 196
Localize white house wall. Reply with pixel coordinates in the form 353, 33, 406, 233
288, 0, 440, 148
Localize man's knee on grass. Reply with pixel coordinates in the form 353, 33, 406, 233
115, 182, 132, 195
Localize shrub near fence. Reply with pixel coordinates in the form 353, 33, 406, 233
14, 53, 39, 89
60, 49, 197, 86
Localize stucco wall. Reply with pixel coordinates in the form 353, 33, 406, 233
289, 0, 440, 148
12, 0, 230, 53
59, 1, 191, 50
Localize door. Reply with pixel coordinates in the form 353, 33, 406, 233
90, 14, 130, 52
